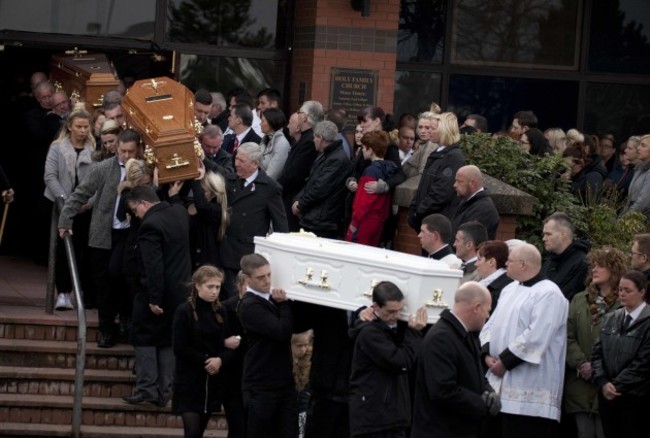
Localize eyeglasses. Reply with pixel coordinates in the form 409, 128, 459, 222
630, 251, 646, 257
507, 258, 525, 265
129, 201, 142, 214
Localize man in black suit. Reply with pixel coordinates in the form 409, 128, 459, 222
219, 142, 288, 298
121, 185, 192, 407
411, 281, 500, 438
278, 100, 324, 231
222, 102, 262, 156
451, 165, 500, 240
237, 253, 296, 438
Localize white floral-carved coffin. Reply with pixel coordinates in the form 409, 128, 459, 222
254, 232, 462, 323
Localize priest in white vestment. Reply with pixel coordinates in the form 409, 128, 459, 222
479, 242, 569, 437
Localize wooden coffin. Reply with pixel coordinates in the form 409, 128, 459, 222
254, 232, 462, 323
122, 77, 201, 183
50, 50, 120, 108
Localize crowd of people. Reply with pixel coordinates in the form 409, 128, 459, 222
4, 70, 650, 438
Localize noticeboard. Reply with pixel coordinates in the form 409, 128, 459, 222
329, 67, 378, 129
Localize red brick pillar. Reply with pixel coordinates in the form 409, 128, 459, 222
290, 0, 400, 113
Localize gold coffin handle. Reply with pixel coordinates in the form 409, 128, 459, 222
165, 153, 190, 169
425, 288, 448, 309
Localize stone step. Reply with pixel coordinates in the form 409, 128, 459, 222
0, 366, 135, 398
0, 305, 102, 343
0, 393, 228, 431
0, 422, 227, 437
0, 338, 135, 370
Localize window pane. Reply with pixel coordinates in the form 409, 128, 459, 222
397, 0, 446, 63
179, 54, 284, 97
585, 82, 650, 143
451, 0, 580, 69
0, 0, 156, 38
589, 0, 650, 74
167, 0, 282, 49
393, 70, 441, 118
448, 75, 579, 133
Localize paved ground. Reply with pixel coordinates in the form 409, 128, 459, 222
0, 255, 98, 323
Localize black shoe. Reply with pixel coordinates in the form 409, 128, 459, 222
97, 334, 116, 348
123, 393, 162, 406
123, 393, 147, 404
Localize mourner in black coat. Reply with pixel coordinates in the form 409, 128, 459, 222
450, 165, 500, 240
237, 254, 297, 438
172, 266, 234, 437
123, 185, 192, 407
348, 281, 427, 437
278, 127, 318, 231
219, 143, 288, 299
411, 282, 500, 438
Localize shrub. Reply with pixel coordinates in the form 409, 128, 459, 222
459, 132, 649, 252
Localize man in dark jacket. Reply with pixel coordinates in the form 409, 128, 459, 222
278, 100, 324, 231
411, 281, 499, 438
291, 120, 352, 239
348, 281, 427, 437
237, 253, 296, 438
219, 142, 288, 299
541, 212, 590, 301
451, 165, 500, 240
122, 185, 192, 407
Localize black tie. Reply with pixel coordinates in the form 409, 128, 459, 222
623, 314, 632, 330
239, 178, 246, 189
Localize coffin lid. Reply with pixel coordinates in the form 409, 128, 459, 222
122, 77, 196, 144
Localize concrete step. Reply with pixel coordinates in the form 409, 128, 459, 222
0, 393, 228, 431
0, 422, 228, 437
0, 365, 135, 398
0, 338, 135, 370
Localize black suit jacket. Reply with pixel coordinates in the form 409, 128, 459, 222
238, 292, 294, 392
219, 168, 288, 269
277, 128, 318, 231
450, 189, 500, 241
222, 128, 262, 154
411, 309, 487, 438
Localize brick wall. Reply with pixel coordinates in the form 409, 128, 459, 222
290, 0, 400, 113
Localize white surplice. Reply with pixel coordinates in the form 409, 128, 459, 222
480, 278, 568, 421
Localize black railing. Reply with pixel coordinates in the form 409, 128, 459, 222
48, 196, 86, 438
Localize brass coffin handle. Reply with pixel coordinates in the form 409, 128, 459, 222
165, 153, 189, 169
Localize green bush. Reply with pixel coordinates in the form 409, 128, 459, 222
459, 133, 649, 252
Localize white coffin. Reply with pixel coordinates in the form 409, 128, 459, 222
254, 232, 462, 323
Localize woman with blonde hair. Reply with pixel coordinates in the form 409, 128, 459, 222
44, 102, 95, 310
187, 170, 230, 271
545, 127, 568, 154
565, 247, 628, 438
407, 112, 465, 232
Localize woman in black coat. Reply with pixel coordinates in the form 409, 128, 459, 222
172, 265, 234, 438
591, 270, 650, 438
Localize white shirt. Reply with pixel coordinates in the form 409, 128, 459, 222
480, 277, 568, 421
479, 268, 507, 287
627, 301, 647, 324
247, 287, 270, 301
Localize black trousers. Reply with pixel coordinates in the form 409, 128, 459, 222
242, 386, 297, 438
501, 413, 558, 438
599, 393, 648, 438
304, 397, 349, 438
91, 228, 129, 335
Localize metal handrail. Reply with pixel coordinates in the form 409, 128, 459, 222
49, 197, 86, 438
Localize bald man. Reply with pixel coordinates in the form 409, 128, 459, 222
479, 243, 568, 438
412, 282, 499, 437
451, 165, 500, 240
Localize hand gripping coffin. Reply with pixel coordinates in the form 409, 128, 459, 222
254, 232, 462, 323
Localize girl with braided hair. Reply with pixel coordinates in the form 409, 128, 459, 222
172, 265, 234, 437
